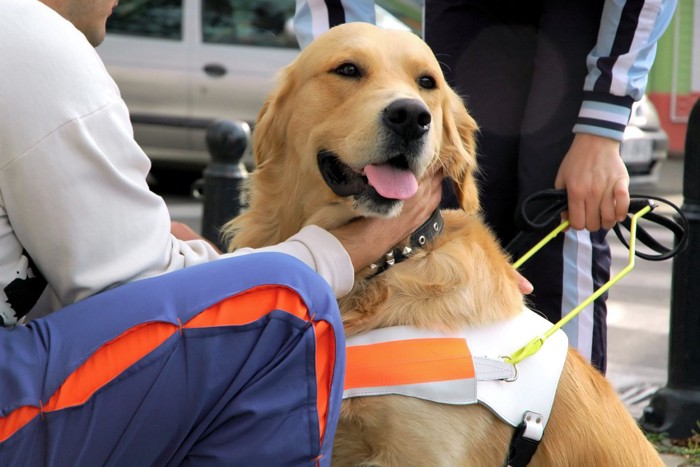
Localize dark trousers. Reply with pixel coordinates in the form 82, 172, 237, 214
428, 0, 610, 372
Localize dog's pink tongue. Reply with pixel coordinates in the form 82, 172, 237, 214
364, 164, 418, 200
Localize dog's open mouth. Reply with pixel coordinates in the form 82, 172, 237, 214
317, 151, 418, 201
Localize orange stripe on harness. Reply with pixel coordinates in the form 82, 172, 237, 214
344, 337, 475, 390
0, 285, 336, 448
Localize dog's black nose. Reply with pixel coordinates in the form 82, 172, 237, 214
383, 99, 431, 141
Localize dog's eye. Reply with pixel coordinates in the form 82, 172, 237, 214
418, 75, 436, 90
335, 63, 361, 78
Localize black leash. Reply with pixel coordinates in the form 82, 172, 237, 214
505, 189, 689, 262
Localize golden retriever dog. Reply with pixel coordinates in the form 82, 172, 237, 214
223, 22, 662, 466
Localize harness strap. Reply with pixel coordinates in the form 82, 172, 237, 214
342, 312, 569, 467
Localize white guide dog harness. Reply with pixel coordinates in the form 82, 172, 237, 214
343, 308, 568, 466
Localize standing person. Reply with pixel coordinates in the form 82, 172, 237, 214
294, 0, 676, 372
0, 0, 442, 464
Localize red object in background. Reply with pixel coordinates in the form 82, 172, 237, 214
648, 92, 700, 156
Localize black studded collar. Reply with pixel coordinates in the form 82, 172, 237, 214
368, 209, 444, 278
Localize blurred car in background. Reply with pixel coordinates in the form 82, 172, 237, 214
621, 95, 668, 187
98, 0, 667, 186
98, 0, 421, 172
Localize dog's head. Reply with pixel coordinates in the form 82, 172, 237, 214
224, 22, 524, 333
250, 22, 479, 231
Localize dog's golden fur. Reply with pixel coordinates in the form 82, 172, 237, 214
223, 22, 662, 466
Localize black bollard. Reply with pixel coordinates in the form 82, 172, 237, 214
640, 98, 700, 439
198, 119, 250, 251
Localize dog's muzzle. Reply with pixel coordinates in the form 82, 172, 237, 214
317, 151, 368, 197
317, 98, 432, 210
317, 150, 419, 198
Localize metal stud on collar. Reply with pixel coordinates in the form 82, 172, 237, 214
367, 209, 444, 278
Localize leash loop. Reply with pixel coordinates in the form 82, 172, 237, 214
613, 194, 689, 261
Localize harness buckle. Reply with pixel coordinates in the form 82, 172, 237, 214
506, 411, 544, 467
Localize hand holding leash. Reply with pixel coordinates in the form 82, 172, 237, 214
507, 189, 688, 261
504, 189, 688, 365
554, 134, 630, 231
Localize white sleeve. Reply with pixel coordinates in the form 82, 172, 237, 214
226, 225, 354, 297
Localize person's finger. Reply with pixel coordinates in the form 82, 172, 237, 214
516, 272, 534, 295
566, 188, 588, 231
614, 177, 630, 222
600, 184, 619, 230
555, 174, 575, 228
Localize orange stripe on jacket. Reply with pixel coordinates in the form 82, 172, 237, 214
183, 285, 336, 444
344, 338, 475, 390
0, 406, 40, 445
0, 285, 336, 448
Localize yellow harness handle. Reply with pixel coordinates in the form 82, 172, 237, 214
504, 204, 653, 365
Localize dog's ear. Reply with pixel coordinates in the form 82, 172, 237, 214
252, 64, 297, 167
440, 87, 480, 213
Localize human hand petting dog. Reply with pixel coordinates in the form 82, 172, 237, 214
174, 180, 534, 295
555, 133, 630, 231
330, 168, 443, 274
330, 169, 534, 294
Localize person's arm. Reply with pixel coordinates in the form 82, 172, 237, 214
294, 0, 375, 48
557, 0, 677, 231
0, 9, 225, 314
7, 104, 222, 307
